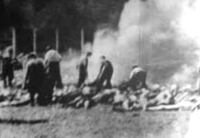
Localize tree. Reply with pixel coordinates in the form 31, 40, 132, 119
1, 0, 128, 52
22, 0, 50, 52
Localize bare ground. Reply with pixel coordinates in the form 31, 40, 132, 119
0, 105, 190, 138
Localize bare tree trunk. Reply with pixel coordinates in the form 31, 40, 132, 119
81, 28, 85, 53
33, 28, 37, 53
12, 27, 16, 58
55, 28, 59, 51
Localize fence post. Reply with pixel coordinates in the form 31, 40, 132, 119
33, 28, 37, 53
12, 27, 16, 58
81, 28, 85, 53
55, 28, 59, 51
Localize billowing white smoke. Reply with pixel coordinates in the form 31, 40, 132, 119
89, 0, 200, 86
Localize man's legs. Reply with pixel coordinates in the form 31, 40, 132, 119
54, 62, 63, 88
37, 87, 45, 105
105, 70, 113, 89
40, 76, 55, 105
78, 72, 86, 87
3, 75, 7, 88
8, 72, 13, 87
37, 92, 45, 105
105, 78, 112, 89
96, 76, 105, 91
46, 90, 54, 104
29, 89, 35, 106
141, 72, 147, 88
136, 71, 147, 89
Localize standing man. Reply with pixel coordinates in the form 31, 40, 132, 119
93, 56, 113, 90
23, 53, 45, 106
2, 47, 14, 88
42, 47, 63, 105
77, 52, 92, 87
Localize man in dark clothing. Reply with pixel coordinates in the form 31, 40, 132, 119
2, 48, 14, 88
77, 52, 92, 87
128, 65, 147, 90
92, 56, 113, 90
41, 48, 63, 105
23, 53, 45, 106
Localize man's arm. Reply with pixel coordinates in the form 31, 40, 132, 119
84, 58, 89, 78
97, 63, 106, 80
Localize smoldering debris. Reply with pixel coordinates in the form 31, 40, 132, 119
53, 83, 200, 111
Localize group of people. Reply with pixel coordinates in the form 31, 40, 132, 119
1, 47, 63, 106
1, 47, 147, 106
77, 52, 147, 91
77, 52, 114, 91
23, 48, 63, 106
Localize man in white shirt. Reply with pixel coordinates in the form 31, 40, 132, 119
128, 65, 147, 90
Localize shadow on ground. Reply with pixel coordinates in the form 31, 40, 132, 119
0, 118, 48, 125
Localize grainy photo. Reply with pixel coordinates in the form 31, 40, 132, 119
0, 0, 199, 138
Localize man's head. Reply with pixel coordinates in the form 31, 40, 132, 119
8, 48, 13, 57
132, 65, 138, 69
86, 52, 92, 58
45, 45, 52, 52
100, 55, 106, 64
27, 52, 37, 60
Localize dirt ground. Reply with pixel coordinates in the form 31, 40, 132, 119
0, 105, 190, 138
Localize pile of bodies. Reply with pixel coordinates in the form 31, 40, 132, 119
0, 80, 200, 111
52, 83, 200, 111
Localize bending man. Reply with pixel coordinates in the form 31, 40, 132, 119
128, 65, 147, 90
92, 56, 113, 90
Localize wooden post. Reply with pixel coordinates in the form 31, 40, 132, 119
81, 28, 84, 53
55, 28, 59, 51
12, 27, 16, 58
138, 0, 143, 67
139, 28, 143, 67
33, 28, 37, 53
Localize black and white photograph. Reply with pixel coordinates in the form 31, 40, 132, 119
0, 0, 199, 137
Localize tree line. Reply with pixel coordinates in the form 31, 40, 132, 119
0, 0, 127, 53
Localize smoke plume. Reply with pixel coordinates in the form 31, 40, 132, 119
89, 0, 200, 86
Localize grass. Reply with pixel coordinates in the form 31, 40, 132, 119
0, 105, 190, 138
